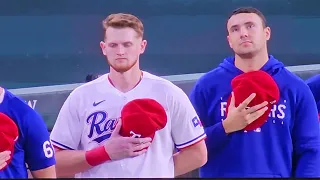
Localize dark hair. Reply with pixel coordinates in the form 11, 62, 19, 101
228, 7, 267, 27
85, 74, 100, 82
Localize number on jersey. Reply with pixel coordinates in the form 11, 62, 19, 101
43, 140, 54, 158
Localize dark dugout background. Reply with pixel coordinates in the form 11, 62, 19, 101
0, 0, 320, 89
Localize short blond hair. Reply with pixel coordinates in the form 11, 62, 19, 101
102, 13, 144, 39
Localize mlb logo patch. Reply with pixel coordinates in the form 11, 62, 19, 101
192, 116, 202, 128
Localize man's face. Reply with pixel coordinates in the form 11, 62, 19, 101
100, 27, 147, 73
227, 13, 271, 57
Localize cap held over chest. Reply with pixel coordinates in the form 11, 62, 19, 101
0, 113, 19, 170
227, 70, 280, 131
120, 98, 167, 141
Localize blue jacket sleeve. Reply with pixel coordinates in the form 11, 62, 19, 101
293, 83, 320, 177
189, 81, 229, 152
306, 74, 320, 113
23, 106, 56, 171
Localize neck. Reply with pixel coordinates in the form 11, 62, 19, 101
235, 50, 269, 73
108, 65, 142, 93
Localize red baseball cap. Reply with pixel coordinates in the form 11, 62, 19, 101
119, 98, 167, 142
226, 70, 280, 131
0, 113, 19, 170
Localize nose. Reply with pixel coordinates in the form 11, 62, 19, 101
239, 27, 249, 39
116, 46, 125, 56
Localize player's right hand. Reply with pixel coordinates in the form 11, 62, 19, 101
222, 92, 269, 134
104, 119, 152, 161
0, 151, 11, 170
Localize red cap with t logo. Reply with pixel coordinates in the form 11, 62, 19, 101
226, 70, 280, 131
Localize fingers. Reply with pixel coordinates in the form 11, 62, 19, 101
237, 93, 256, 111
0, 151, 10, 170
230, 92, 235, 107
126, 137, 152, 144
0, 162, 7, 170
0, 155, 10, 162
110, 119, 122, 137
246, 106, 268, 124
130, 149, 148, 157
0, 151, 11, 160
246, 101, 268, 114
131, 142, 151, 152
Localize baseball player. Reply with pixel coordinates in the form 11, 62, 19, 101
189, 7, 320, 178
0, 87, 56, 178
50, 13, 207, 178
306, 74, 320, 119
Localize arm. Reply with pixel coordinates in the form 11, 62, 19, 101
53, 148, 90, 178
23, 107, 56, 178
189, 82, 230, 152
50, 93, 91, 177
305, 74, 320, 113
53, 133, 151, 178
53, 134, 151, 178
293, 83, 320, 177
30, 166, 56, 178
171, 87, 207, 177
51, 96, 152, 178
173, 141, 207, 177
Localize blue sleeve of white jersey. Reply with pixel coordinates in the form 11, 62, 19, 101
293, 82, 320, 178
189, 81, 229, 153
24, 108, 56, 171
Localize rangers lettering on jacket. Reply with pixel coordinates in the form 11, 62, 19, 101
220, 100, 287, 120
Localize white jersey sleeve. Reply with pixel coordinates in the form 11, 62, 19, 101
170, 87, 206, 150
50, 92, 83, 150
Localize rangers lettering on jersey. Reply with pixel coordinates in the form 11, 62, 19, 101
86, 110, 118, 143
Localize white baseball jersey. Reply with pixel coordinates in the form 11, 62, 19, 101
50, 71, 206, 178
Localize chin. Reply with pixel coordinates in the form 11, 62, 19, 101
236, 51, 255, 59
107, 58, 138, 73
110, 62, 137, 73
111, 66, 132, 73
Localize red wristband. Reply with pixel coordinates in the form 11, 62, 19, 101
85, 146, 111, 166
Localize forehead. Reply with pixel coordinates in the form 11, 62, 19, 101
227, 13, 262, 28
104, 27, 140, 43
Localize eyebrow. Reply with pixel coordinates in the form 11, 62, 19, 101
108, 41, 133, 45
229, 21, 254, 30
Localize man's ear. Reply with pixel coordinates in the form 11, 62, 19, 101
100, 41, 107, 55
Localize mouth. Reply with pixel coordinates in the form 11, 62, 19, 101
240, 41, 252, 45
116, 58, 127, 61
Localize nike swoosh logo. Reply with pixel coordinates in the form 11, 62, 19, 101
93, 100, 106, 106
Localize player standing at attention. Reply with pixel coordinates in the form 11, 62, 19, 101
50, 13, 207, 178
306, 74, 320, 119
189, 7, 320, 178
0, 87, 56, 178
